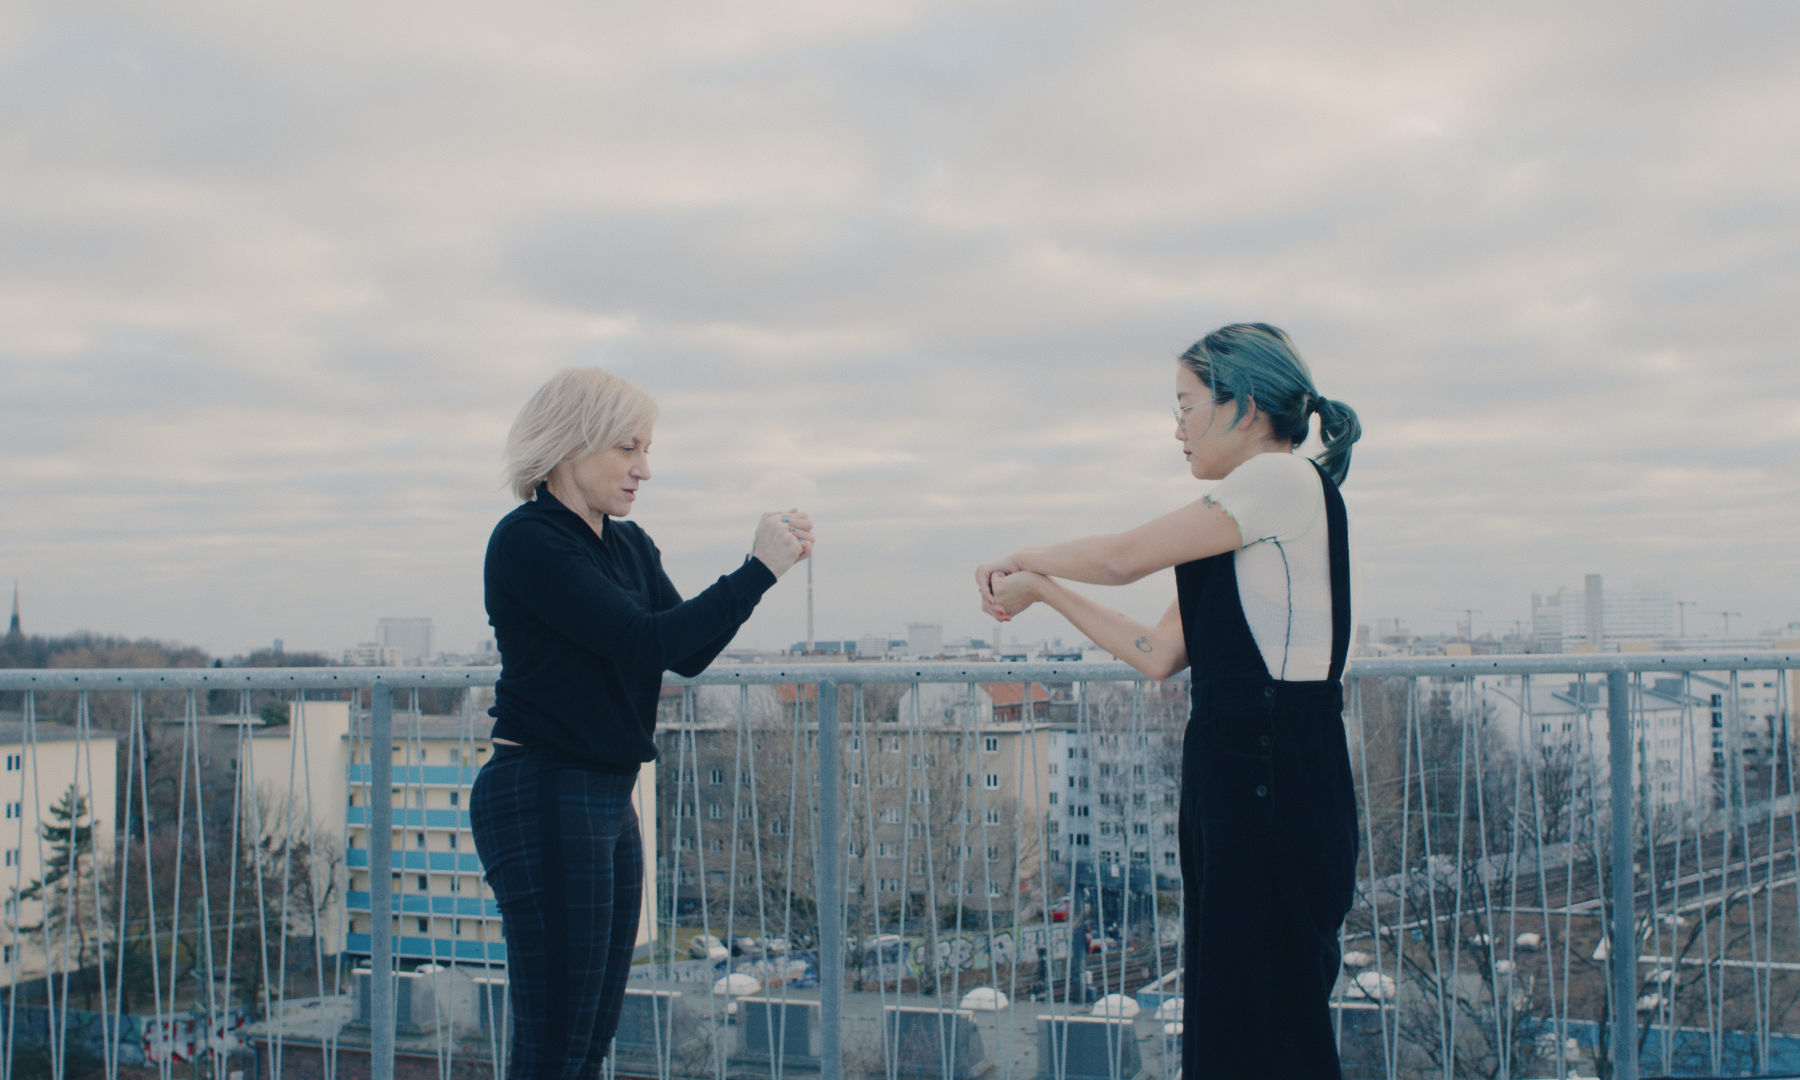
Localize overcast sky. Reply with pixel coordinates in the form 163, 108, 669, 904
3, 1, 1797, 658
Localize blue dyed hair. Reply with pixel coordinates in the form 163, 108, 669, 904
1178, 323, 1362, 484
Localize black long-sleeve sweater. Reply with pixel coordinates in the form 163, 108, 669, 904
484, 484, 776, 770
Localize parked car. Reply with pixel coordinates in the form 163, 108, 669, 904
690, 934, 728, 961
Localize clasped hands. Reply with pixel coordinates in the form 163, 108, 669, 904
974, 556, 1047, 623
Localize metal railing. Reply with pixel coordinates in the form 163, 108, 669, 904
0, 651, 1794, 1079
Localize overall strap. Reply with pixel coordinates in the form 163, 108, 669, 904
1313, 459, 1353, 685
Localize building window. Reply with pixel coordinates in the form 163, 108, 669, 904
1048, 793, 1058, 805
985, 774, 999, 789
848, 771, 862, 787
710, 768, 725, 785
6, 849, 18, 867
985, 809, 1001, 825
984, 737, 999, 753
448, 791, 459, 807
911, 788, 928, 805
708, 804, 723, 820
2, 801, 17, 819
4, 755, 18, 772
448, 834, 458, 850
417, 875, 428, 890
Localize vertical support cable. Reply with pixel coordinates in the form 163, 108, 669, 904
815, 679, 842, 1080
369, 683, 395, 1080
1607, 668, 1637, 1080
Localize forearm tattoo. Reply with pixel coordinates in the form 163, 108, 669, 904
1134, 636, 1152, 653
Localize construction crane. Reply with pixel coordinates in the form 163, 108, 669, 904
1676, 600, 1699, 637
1437, 607, 1483, 641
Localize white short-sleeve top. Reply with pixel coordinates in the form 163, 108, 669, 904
1200, 452, 1353, 682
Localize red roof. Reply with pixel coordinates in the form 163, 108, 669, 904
774, 684, 821, 705
980, 683, 1052, 707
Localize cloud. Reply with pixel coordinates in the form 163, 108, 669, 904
2, 0, 1797, 655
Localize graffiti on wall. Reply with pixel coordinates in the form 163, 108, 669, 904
0, 1005, 252, 1066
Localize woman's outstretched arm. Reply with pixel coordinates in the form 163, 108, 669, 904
991, 572, 1187, 680
976, 497, 1241, 606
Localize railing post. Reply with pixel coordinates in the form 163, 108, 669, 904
1607, 668, 1637, 1080
815, 678, 842, 1080
370, 683, 395, 1080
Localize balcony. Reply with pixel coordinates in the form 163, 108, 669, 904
0, 651, 1796, 1079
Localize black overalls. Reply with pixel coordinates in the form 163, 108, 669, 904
1174, 459, 1358, 1078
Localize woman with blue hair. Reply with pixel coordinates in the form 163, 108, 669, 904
976, 323, 1362, 1078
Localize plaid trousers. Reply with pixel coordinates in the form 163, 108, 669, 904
471, 744, 644, 1080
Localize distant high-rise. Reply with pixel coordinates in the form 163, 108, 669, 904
906, 622, 944, 658
5, 581, 20, 646
1533, 575, 1675, 651
376, 617, 434, 665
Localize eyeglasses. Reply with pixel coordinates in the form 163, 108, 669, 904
1173, 395, 1229, 427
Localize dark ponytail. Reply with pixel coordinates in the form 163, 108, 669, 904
1313, 396, 1361, 485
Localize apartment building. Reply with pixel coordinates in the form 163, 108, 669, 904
339, 714, 659, 966
0, 721, 118, 980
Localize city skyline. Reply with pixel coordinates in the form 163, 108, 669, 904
3, 3, 1797, 659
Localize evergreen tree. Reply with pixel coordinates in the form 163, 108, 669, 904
11, 785, 99, 1005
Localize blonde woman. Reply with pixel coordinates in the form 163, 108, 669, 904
977, 324, 1361, 1079
472, 367, 812, 1079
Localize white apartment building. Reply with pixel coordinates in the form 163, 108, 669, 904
1459, 675, 1711, 815
0, 722, 118, 981
228, 700, 353, 951
342, 643, 405, 667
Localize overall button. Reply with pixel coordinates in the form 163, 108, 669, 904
1254, 784, 1269, 798
1258, 735, 1271, 748
1263, 687, 1275, 698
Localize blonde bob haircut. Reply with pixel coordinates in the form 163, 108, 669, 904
504, 367, 659, 502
